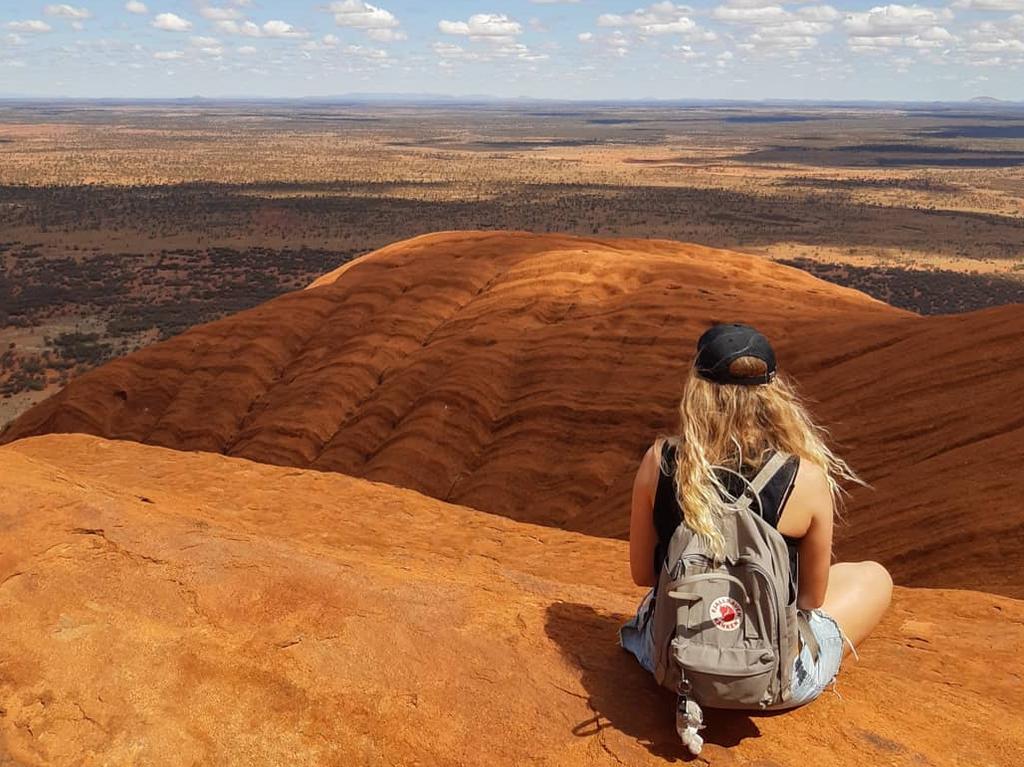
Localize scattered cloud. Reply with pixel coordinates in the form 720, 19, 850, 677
212, 19, 307, 38
44, 3, 91, 31
595, 2, 715, 46
327, 1, 406, 41
152, 13, 193, 32
44, 4, 91, 20
439, 13, 523, 41
6, 20, 53, 33
713, 6, 791, 25
214, 20, 261, 36
597, 2, 702, 35
843, 5, 953, 37
844, 4, 956, 53
582, 29, 632, 56
952, 0, 1024, 9
713, 2, 839, 55
344, 43, 389, 59
200, 7, 244, 21
3, 0, 1022, 98
262, 20, 308, 38
433, 11, 551, 64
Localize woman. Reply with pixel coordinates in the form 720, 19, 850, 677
620, 323, 892, 711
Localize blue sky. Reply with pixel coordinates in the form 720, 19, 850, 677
1, 1, 1022, 100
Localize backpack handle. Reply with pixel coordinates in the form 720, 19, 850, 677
669, 572, 751, 605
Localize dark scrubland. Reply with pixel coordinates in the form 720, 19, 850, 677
778, 258, 1024, 314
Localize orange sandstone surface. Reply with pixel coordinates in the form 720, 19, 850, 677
5, 232, 1023, 599
2, 434, 1022, 766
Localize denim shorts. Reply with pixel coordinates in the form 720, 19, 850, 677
619, 589, 848, 708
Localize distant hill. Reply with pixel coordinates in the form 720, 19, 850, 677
5, 231, 1023, 598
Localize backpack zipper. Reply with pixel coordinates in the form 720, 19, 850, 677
743, 560, 784, 700
670, 552, 714, 580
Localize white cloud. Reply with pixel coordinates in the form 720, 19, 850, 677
797, 5, 841, 22
713, 6, 791, 25
596, 2, 714, 42
152, 13, 193, 32
44, 4, 91, 20
326, 1, 405, 42
212, 19, 307, 38
367, 28, 407, 41
597, 2, 704, 35
952, 0, 1024, 9
124, 0, 147, 13
329, 2, 398, 28
200, 7, 243, 21
711, 2, 837, 55
963, 21, 1024, 55
583, 29, 632, 57
844, 5, 953, 37
343, 43, 389, 59
432, 22, 548, 65
432, 41, 473, 59
439, 13, 523, 41
844, 5, 957, 53
578, 31, 594, 41
6, 20, 52, 33
153, 49, 185, 60
262, 20, 308, 38
215, 20, 261, 36
237, 44, 257, 54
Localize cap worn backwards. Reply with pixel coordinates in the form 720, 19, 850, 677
694, 324, 777, 386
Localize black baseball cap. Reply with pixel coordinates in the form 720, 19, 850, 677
694, 324, 777, 386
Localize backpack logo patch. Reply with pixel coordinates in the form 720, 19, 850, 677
710, 596, 743, 631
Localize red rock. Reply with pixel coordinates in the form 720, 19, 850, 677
4, 232, 1022, 598
1, 435, 1021, 766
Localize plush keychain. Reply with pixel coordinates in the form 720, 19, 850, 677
676, 697, 705, 755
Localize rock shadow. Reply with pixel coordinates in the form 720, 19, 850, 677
544, 601, 762, 762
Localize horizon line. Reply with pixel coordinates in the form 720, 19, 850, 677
1, 95, 1022, 108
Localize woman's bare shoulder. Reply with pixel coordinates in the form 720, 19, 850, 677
778, 457, 831, 538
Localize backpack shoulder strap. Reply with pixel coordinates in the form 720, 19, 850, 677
725, 451, 792, 520
750, 451, 792, 495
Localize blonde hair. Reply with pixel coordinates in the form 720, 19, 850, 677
669, 355, 861, 559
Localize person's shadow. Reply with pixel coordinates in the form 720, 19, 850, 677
544, 601, 764, 762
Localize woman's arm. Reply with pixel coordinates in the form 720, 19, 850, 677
628, 442, 662, 588
788, 462, 835, 610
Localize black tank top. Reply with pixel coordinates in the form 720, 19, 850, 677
652, 440, 801, 603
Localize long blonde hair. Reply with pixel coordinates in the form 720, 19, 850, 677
670, 355, 861, 559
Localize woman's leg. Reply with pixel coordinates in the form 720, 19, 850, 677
819, 561, 893, 653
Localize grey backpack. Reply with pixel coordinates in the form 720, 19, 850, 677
649, 451, 805, 755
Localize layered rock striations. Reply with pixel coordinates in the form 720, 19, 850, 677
5, 232, 1022, 596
